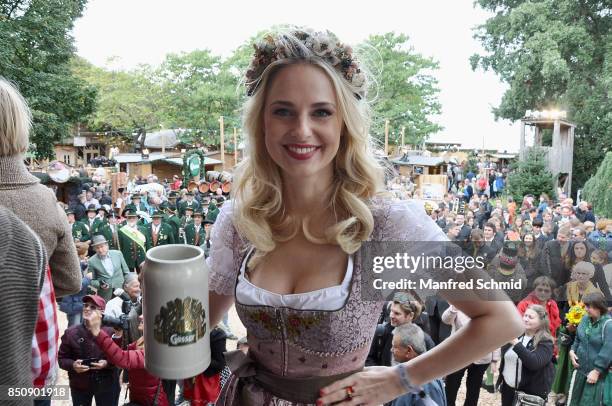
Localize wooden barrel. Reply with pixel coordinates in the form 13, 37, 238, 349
206, 171, 220, 183
219, 171, 233, 183
209, 180, 220, 192
198, 182, 210, 194
188, 181, 198, 192
221, 181, 232, 193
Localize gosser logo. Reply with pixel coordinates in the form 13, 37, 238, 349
154, 297, 207, 347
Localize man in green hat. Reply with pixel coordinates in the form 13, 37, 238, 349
178, 191, 200, 217
184, 209, 207, 247
163, 203, 181, 243
88, 235, 130, 302
82, 204, 103, 236
167, 191, 179, 212
94, 211, 121, 250
118, 210, 147, 273
145, 210, 176, 250
180, 206, 194, 230
205, 199, 220, 223
67, 209, 90, 242
124, 194, 146, 215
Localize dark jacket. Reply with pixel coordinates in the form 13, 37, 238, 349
497, 336, 555, 400
203, 327, 228, 376
58, 324, 117, 391
366, 322, 435, 367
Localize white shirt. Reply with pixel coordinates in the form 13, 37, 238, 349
502, 335, 533, 388
236, 246, 353, 311
100, 255, 115, 277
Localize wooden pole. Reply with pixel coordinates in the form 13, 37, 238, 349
384, 119, 389, 156
233, 127, 238, 166
401, 126, 405, 150
219, 116, 225, 170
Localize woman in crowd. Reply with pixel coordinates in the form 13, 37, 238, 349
590, 249, 612, 301
206, 27, 523, 406
0, 78, 81, 297
518, 232, 543, 287
83, 305, 169, 406
568, 292, 611, 406
564, 241, 591, 276
441, 305, 500, 406
497, 305, 555, 406
517, 276, 561, 353
558, 261, 603, 317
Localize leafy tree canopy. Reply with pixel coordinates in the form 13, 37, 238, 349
0, 0, 96, 159
471, 0, 612, 194
582, 151, 612, 218
506, 147, 556, 203
363, 33, 442, 146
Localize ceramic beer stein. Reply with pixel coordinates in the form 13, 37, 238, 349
143, 244, 210, 379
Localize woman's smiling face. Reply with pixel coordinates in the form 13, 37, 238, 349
263, 63, 343, 183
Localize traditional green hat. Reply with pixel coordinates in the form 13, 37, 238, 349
124, 209, 138, 217
86, 204, 97, 212
193, 209, 204, 217
65, 209, 75, 215
151, 211, 164, 218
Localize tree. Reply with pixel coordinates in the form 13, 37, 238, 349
506, 148, 556, 203
362, 33, 442, 147
154, 49, 243, 146
0, 0, 96, 159
71, 57, 165, 152
582, 151, 612, 218
471, 0, 612, 196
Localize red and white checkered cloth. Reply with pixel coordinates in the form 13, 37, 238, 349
31, 265, 59, 388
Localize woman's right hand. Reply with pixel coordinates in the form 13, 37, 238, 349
569, 350, 579, 369
73, 360, 90, 373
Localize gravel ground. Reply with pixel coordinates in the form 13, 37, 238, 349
53, 305, 554, 405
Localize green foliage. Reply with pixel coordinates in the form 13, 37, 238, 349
71, 57, 165, 151
363, 33, 442, 146
506, 148, 556, 203
0, 0, 96, 159
471, 0, 612, 195
582, 152, 612, 218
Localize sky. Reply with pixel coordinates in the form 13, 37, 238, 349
72, 0, 521, 152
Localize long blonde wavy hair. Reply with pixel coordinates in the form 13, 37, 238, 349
232, 29, 385, 264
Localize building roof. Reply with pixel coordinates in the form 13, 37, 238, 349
144, 129, 184, 148
114, 153, 222, 166
391, 154, 447, 167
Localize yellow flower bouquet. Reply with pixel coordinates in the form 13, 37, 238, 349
566, 303, 586, 325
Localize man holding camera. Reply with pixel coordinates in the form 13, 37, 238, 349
88, 235, 130, 302
58, 295, 119, 406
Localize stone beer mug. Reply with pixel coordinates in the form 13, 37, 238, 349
143, 244, 211, 379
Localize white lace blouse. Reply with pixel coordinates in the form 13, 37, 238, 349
235, 246, 354, 311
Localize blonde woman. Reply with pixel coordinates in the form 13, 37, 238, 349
0, 78, 81, 296
206, 27, 523, 406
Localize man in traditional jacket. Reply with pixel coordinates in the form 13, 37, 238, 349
94, 212, 122, 250
88, 235, 130, 302
184, 209, 207, 247
118, 210, 147, 273
67, 209, 90, 242
163, 204, 181, 243
82, 204, 103, 236
145, 211, 176, 250
178, 191, 200, 217
124, 194, 146, 215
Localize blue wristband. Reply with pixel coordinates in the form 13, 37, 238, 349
395, 364, 422, 394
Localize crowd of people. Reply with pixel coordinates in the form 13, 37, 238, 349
2, 25, 611, 406
363, 187, 612, 406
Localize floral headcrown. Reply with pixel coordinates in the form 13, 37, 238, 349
245, 29, 367, 99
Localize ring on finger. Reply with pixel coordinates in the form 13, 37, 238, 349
345, 386, 354, 400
